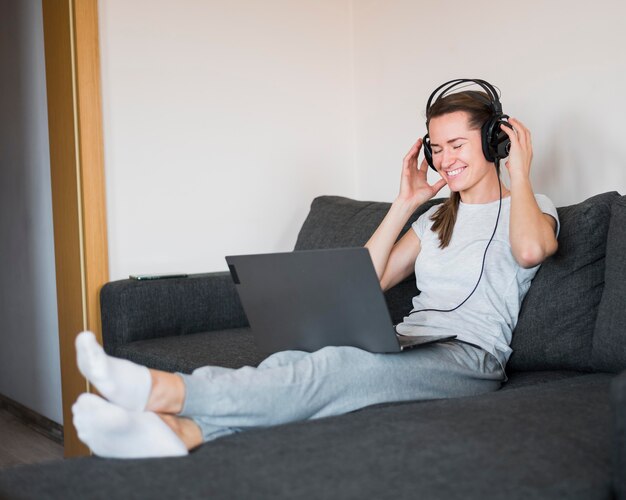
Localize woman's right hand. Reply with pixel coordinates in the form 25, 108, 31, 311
397, 138, 447, 207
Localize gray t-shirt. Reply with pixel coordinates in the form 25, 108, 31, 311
395, 194, 560, 370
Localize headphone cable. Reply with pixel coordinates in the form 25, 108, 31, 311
407, 161, 503, 316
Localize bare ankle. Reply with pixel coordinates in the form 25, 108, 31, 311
159, 414, 203, 451
146, 370, 186, 414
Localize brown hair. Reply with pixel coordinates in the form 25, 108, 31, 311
426, 90, 500, 248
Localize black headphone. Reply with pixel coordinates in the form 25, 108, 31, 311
422, 78, 512, 171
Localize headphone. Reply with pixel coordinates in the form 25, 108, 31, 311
422, 78, 512, 171
406, 79, 510, 319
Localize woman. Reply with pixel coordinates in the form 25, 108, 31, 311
72, 81, 559, 459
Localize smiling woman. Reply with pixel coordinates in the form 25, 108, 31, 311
369, 77, 559, 373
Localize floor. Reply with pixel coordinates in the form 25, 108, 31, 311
0, 407, 64, 469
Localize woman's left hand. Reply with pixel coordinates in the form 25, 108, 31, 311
500, 117, 532, 183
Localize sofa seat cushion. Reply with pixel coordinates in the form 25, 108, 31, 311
116, 328, 590, 395
0, 373, 613, 500
499, 369, 588, 390
113, 328, 266, 374
114, 329, 589, 393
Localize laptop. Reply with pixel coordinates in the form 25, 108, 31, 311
225, 247, 455, 354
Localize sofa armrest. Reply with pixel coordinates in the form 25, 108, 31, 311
100, 272, 248, 355
612, 369, 626, 499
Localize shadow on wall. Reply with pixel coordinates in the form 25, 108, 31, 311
0, 0, 63, 424
538, 110, 626, 204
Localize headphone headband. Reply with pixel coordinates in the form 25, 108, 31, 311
425, 78, 502, 116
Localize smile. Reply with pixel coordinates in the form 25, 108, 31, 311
446, 166, 466, 178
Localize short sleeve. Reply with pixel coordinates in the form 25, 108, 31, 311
411, 205, 438, 240
534, 194, 560, 238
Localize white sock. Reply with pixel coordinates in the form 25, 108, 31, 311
76, 331, 151, 411
72, 393, 188, 459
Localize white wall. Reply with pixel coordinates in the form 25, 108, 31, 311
352, 0, 626, 206
99, 0, 357, 280
0, 0, 63, 424
100, 0, 626, 281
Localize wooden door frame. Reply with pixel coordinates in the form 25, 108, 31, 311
42, 0, 108, 457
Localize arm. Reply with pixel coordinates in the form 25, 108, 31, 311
501, 118, 559, 269
365, 138, 446, 286
374, 224, 422, 292
365, 198, 420, 283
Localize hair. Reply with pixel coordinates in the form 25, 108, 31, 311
426, 90, 501, 249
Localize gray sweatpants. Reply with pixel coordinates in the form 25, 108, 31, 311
177, 340, 506, 443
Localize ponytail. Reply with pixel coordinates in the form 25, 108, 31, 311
430, 191, 460, 249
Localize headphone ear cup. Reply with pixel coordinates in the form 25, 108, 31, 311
495, 119, 512, 159
423, 134, 436, 171
482, 115, 513, 163
481, 118, 497, 163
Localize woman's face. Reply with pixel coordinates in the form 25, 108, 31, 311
428, 111, 495, 197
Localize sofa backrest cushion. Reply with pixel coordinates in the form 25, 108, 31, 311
294, 196, 444, 324
294, 196, 440, 250
591, 195, 626, 373
508, 191, 621, 372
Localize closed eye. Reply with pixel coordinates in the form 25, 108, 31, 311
433, 144, 464, 154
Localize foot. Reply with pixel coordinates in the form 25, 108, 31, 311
75, 331, 151, 411
72, 393, 188, 459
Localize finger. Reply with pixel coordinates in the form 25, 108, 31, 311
515, 119, 532, 149
508, 118, 530, 145
509, 117, 527, 131
500, 122, 520, 146
419, 156, 429, 173
403, 138, 422, 162
431, 178, 447, 193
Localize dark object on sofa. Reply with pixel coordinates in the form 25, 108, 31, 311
1, 191, 625, 500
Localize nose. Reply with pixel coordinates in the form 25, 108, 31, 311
440, 147, 456, 170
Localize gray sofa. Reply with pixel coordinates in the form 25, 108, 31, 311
1, 191, 625, 500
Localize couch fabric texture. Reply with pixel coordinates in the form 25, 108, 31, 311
1, 192, 625, 500
508, 191, 618, 372
592, 195, 626, 372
